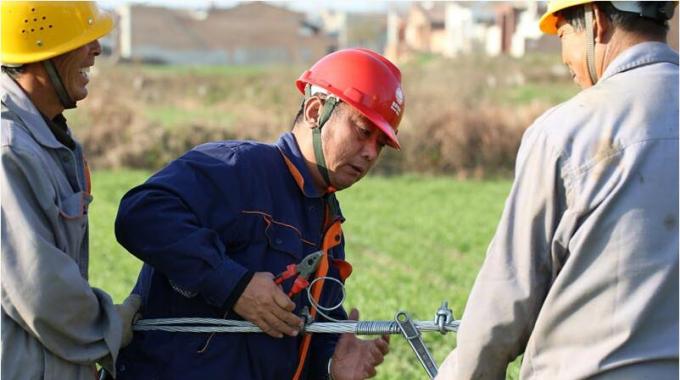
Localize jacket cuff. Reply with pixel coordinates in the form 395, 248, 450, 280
199, 259, 250, 308
307, 334, 339, 379
222, 270, 254, 311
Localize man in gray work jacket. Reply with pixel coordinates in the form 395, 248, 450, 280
1, 2, 140, 379
438, 1, 678, 379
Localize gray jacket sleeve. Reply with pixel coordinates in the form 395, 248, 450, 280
438, 126, 565, 379
1, 144, 123, 366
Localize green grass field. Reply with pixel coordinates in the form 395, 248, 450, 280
87, 170, 520, 379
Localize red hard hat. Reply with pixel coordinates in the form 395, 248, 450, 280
296, 48, 405, 149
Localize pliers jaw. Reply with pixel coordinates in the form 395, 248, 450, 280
295, 251, 324, 278
273, 251, 324, 298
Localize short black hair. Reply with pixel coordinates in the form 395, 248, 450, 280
292, 99, 305, 129
556, 1, 671, 39
1, 65, 26, 79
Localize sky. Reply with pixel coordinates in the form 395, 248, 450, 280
98, 0, 395, 15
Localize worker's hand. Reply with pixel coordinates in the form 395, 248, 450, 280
115, 294, 142, 347
233, 272, 303, 338
330, 308, 390, 380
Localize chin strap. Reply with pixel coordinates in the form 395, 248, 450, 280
43, 59, 76, 109
305, 84, 342, 219
584, 3, 599, 86
306, 84, 339, 191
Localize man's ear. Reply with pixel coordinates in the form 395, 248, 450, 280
592, 3, 610, 43
303, 96, 323, 129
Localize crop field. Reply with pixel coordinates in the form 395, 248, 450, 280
87, 170, 521, 379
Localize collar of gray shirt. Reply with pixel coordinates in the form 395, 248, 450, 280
1, 73, 69, 151
600, 41, 679, 82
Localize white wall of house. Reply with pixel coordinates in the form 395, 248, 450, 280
386, 10, 399, 49
320, 10, 347, 47
485, 25, 502, 56
118, 4, 132, 60
405, 6, 431, 52
510, 1, 542, 57
445, 3, 474, 57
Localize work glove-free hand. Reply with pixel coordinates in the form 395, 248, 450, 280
234, 272, 303, 338
331, 308, 390, 380
115, 294, 142, 347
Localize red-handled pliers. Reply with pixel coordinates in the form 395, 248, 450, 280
274, 251, 323, 298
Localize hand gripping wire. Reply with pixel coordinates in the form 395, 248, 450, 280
131, 274, 458, 379
133, 275, 459, 335
133, 299, 459, 336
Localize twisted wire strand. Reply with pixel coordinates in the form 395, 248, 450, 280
134, 319, 459, 335
132, 276, 459, 335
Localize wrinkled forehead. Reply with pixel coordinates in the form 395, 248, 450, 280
340, 102, 377, 129
342, 103, 391, 142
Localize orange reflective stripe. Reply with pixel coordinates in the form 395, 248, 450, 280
279, 149, 306, 191
332, 259, 353, 281
322, 221, 343, 251
291, 252, 328, 380
310, 222, 343, 320
292, 220, 343, 380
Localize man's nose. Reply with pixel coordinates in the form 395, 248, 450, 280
361, 139, 380, 162
90, 40, 102, 57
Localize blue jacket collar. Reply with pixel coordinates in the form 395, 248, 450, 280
601, 41, 678, 82
275, 132, 326, 198
1, 73, 65, 150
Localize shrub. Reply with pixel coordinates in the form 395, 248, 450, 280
70, 54, 575, 177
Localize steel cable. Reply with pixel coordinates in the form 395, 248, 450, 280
132, 276, 458, 335
134, 318, 459, 335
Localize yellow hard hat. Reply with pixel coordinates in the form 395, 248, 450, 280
540, 0, 678, 35
1, 1, 114, 65
539, 0, 591, 35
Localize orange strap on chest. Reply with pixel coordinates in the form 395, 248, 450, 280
292, 220, 342, 380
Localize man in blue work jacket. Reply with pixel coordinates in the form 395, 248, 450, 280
114, 48, 406, 380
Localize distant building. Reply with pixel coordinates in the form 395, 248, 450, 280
497, 2, 560, 57
445, 2, 496, 56
385, 1, 559, 62
403, 2, 446, 53
318, 10, 387, 53
113, 1, 678, 65
117, 2, 335, 65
